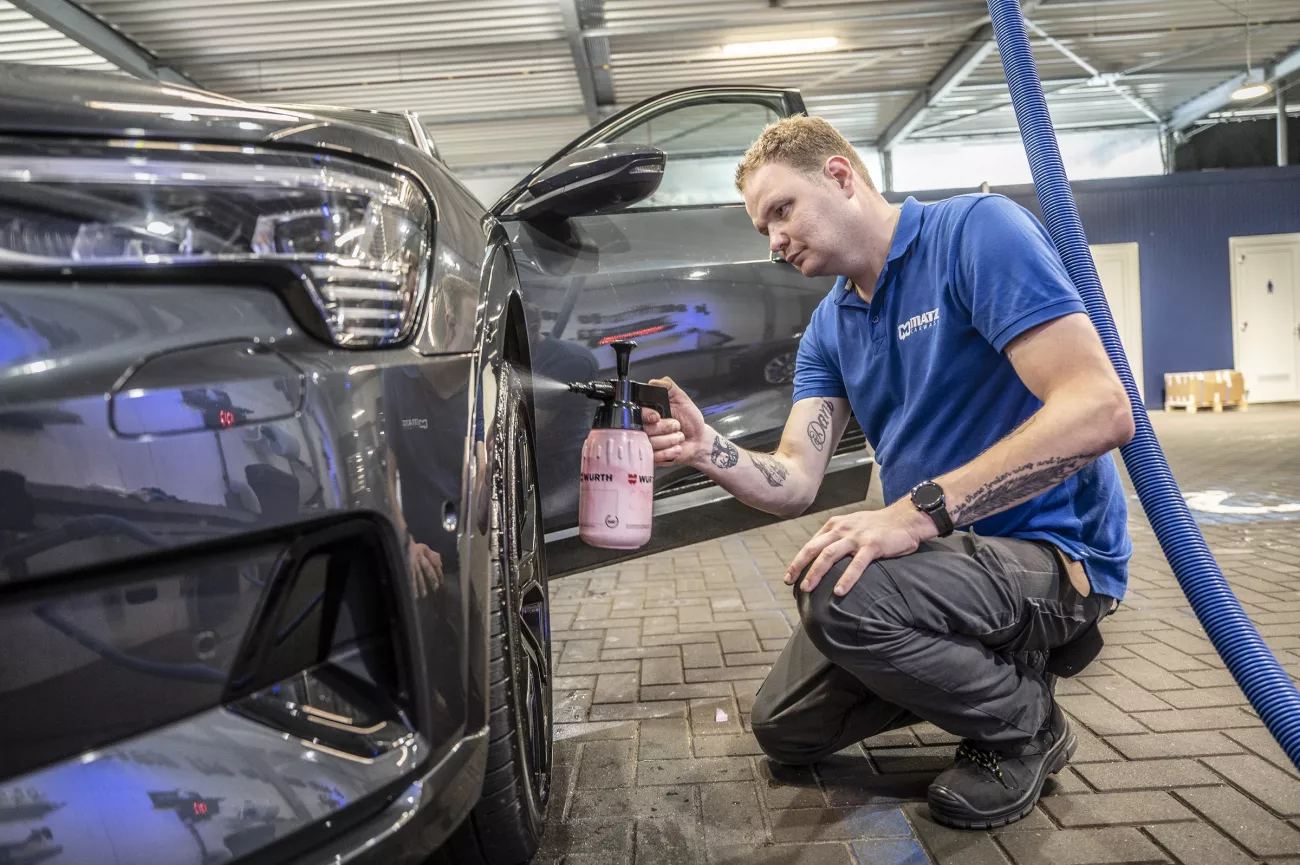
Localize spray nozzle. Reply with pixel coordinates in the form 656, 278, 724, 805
567, 380, 614, 401
566, 340, 671, 430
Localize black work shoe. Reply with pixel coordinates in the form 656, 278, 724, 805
926, 703, 1076, 830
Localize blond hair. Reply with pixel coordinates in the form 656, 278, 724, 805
735, 115, 875, 194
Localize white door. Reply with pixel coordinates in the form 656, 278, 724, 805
1231, 234, 1300, 403
1090, 242, 1144, 402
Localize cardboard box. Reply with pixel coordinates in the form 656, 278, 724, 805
1164, 369, 1246, 411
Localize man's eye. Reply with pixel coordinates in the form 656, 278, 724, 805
777, 204, 791, 218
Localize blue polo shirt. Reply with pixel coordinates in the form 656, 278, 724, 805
793, 194, 1130, 601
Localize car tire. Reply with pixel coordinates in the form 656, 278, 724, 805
436, 361, 553, 864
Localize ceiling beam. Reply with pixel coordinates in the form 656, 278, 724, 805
1024, 19, 1162, 125
910, 31, 1264, 138
911, 119, 1157, 140
1168, 44, 1300, 133
879, 9, 1274, 149
874, 27, 995, 151
878, 1, 1058, 151
876, 2, 1044, 152
557, 0, 601, 125
9, 0, 196, 87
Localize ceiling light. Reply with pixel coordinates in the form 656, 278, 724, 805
1232, 82, 1272, 101
1231, 70, 1273, 101
1231, 10, 1272, 103
721, 37, 838, 58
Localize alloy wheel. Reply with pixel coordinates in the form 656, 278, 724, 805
509, 408, 551, 807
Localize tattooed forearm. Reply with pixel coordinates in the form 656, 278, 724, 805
950, 452, 1094, 526
806, 400, 834, 451
751, 453, 788, 487
710, 435, 740, 469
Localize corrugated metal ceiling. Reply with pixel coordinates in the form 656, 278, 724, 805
429, 112, 592, 170
5, 0, 1299, 170
0, 0, 117, 70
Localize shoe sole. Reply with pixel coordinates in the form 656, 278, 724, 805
927, 730, 1078, 831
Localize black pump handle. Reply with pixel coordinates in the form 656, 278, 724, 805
631, 382, 671, 420
610, 340, 636, 379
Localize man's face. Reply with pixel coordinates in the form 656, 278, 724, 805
743, 160, 853, 278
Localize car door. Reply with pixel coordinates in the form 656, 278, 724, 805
496, 87, 872, 575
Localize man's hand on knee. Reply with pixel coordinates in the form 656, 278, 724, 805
784, 502, 935, 596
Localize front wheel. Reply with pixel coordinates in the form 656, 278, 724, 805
438, 362, 552, 864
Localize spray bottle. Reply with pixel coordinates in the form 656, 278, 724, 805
567, 340, 671, 549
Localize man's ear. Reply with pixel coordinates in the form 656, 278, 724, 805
824, 155, 855, 195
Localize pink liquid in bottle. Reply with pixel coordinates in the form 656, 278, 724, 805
578, 427, 655, 549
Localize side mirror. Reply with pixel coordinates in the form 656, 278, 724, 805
505, 143, 665, 222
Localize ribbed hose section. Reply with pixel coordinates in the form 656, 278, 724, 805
986, 0, 1300, 769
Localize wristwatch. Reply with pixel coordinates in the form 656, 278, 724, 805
910, 480, 954, 538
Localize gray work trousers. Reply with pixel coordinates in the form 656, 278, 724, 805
750, 532, 1114, 765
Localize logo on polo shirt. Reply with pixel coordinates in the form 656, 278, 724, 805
897, 308, 940, 341
402, 417, 429, 430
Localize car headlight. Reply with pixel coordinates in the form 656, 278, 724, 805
0, 141, 432, 348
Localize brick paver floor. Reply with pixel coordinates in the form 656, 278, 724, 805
537, 403, 1300, 864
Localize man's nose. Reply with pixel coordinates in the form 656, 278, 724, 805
769, 233, 787, 253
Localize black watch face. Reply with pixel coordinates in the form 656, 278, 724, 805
913, 482, 945, 511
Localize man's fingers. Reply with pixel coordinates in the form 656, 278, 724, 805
409, 544, 443, 597
654, 445, 682, 465
812, 517, 839, 538
646, 417, 681, 434
784, 533, 836, 586
801, 539, 854, 592
833, 550, 875, 597
649, 432, 685, 450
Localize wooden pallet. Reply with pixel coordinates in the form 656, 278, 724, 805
1164, 395, 1249, 413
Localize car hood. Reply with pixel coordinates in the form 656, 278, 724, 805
0, 62, 409, 161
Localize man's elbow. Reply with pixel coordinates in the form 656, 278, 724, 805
1102, 381, 1136, 450
776, 499, 814, 520
768, 488, 817, 520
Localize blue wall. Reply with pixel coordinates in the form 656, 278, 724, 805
891, 166, 1300, 407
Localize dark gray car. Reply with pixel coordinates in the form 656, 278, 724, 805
0, 64, 871, 864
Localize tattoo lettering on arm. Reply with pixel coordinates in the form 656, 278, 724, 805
751, 453, 788, 487
710, 435, 740, 469
950, 452, 1094, 526
806, 400, 834, 451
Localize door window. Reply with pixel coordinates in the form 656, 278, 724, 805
611, 99, 781, 209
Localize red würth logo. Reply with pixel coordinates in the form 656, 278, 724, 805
627, 473, 637, 485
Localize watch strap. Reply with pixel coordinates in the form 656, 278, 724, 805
929, 503, 954, 538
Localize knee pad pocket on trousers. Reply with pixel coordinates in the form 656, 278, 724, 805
800, 560, 915, 663
795, 558, 889, 654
